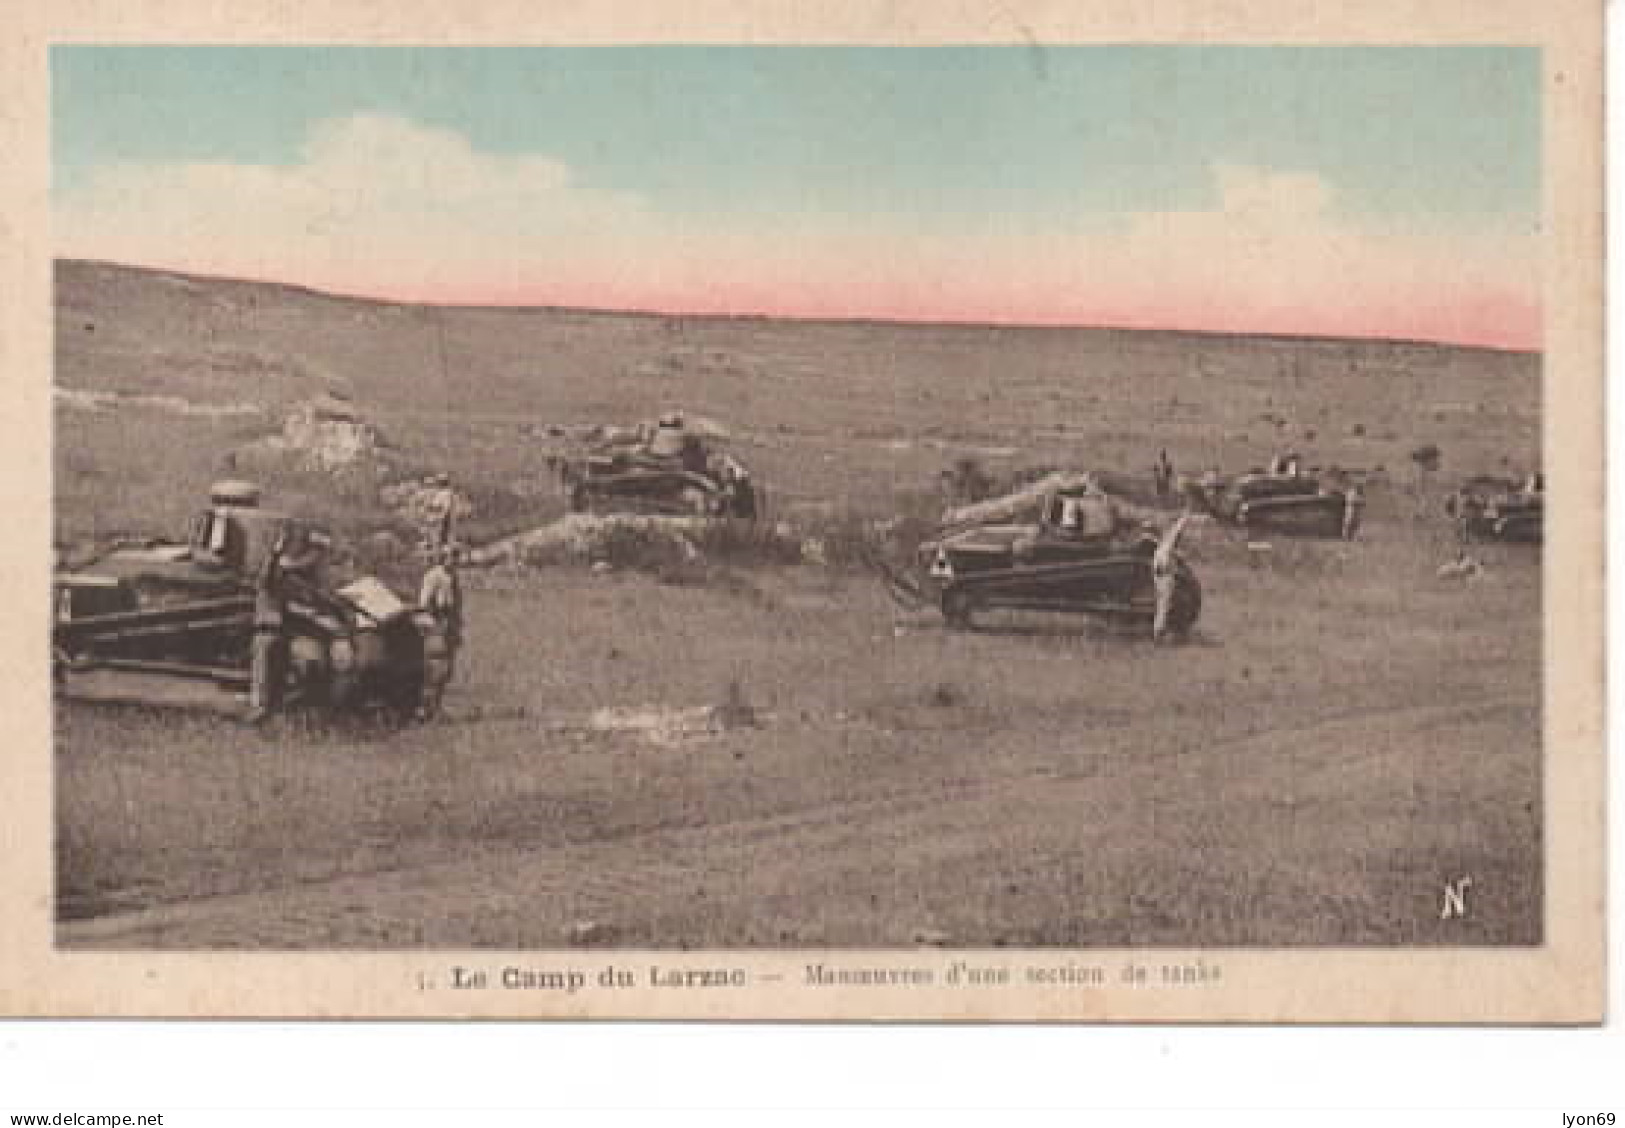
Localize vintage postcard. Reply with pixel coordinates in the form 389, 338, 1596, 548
0, 0, 1604, 1021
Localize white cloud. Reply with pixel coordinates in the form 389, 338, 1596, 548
1051, 162, 1539, 342
56, 113, 654, 296
55, 114, 1540, 345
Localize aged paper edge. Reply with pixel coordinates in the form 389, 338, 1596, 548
0, 0, 1604, 1022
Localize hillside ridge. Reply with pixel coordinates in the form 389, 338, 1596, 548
56, 258, 1537, 358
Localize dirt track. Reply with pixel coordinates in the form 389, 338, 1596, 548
62, 693, 1535, 950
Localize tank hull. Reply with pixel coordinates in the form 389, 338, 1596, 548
54, 550, 441, 721
914, 526, 1202, 636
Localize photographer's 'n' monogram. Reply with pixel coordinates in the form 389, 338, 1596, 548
1439, 876, 1473, 920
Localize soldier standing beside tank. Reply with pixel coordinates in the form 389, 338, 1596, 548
247, 523, 320, 724
1341, 482, 1366, 541
1452, 489, 1477, 547
424, 472, 457, 553
1154, 449, 1174, 498
417, 543, 464, 721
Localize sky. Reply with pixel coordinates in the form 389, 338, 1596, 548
51, 45, 1542, 349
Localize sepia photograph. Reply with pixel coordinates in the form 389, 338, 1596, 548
1, 0, 1604, 1022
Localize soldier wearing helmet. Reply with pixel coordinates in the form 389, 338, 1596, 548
245, 521, 322, 724
1341, 482, 1366, 541
416, 542, 465, 720
423, 472, 457, 552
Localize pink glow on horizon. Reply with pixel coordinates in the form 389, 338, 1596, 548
132, 241, 1542, 352
58, 118, 1542, 352
362, 274, 1541, 352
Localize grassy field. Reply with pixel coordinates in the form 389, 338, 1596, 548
53, 260, 1542, 948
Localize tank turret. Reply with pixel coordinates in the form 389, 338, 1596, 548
209, 479, 263, 509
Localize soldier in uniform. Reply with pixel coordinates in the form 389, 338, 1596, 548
246, 522, 321, 724
417, 543, 464, 720
1453, 490, 1477, 547
424, 472, 457, 553
1154, 449, 1174, 498
719, 457, 757, 520
1341, 482, 1366, 541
